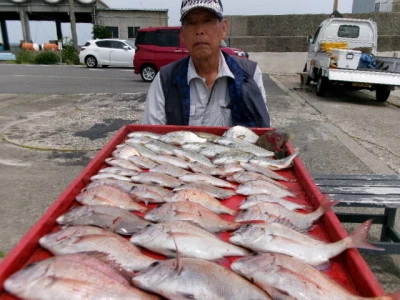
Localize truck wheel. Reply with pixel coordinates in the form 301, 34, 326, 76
376, 86, 391, 102
316, 76, 329, 96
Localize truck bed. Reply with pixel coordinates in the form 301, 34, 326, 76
328, 68, 400, 85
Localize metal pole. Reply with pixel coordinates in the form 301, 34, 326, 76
333, 0, 339, 11
68, 0, 79, 51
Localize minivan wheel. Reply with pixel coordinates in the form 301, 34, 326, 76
85, 56, 98, 68
140, 65, 157, 82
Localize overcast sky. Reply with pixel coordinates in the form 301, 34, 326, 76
2, 0, 354, 45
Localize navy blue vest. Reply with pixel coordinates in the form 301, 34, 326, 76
159, 52, 270, 128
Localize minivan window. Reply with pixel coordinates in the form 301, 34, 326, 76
136, 31, 157, 45
155, 30, 180, 47
338, 25, 360, 38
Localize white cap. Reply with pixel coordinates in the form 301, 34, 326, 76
180, 0, 223, 22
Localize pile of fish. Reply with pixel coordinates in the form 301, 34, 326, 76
4, 126, 385, 300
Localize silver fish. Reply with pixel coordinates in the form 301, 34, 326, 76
130, 221, 249, 260
98, 166, 139, 177
76, 185, 147, 212
173, 148, 215, 168
90, 173, 133, 182
85, 178, 137, 194
213, 149, 254, 165
235, 201, 336, 231
195, 131, 222, 142
105, 157, 142, 172
249, 152, 298, 170
129, 184, 170, 204
124, 141, 158, 158
56, 205, 152, 235
164, 189, 236, 215
240, 194, 311, 211
236, 179, 295, 198
148, 154, 190, 169
128, 155, 159, 169
144, 139, 180, 155
187, 161, 222, 175
222, 125, 260, 143
149, 164, 191, 178
39, 225, 159, 272
145, 201, 241, 232
179, 173, 237, 189
112, 144, 140, 160
229, 220, 383, 266
226, 170, 288, 190
4, 253, 160, 300
231, 252, 385, 300
240, 161, 290, 181
131, 172, 184, 188
132, 257, 270, 300
173, 183, 237, 199
127, 131, 161, 140
159, 130, 207, 145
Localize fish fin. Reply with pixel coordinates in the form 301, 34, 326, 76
170, 232, 183, 275
348, 219, 385, 251
313, 261, 331, 271
320, 196, 340, 213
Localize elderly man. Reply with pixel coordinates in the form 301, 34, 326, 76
142, 0, 270, 128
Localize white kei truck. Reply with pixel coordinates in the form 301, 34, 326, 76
303, 17, 400, 102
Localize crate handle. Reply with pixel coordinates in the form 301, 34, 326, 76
346, 53, 354, 59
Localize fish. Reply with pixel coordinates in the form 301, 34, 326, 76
173, 183, 237, 199
124, 142, 158, 158
129, 184, 170, 204
222, 125, 260, 143
56, 205, 152, 235
240, 194, 311, 211
98, 166, 139, 177
128, 155, 159, 169
149, 164, 191, 178
249, 152, 298, 170
4, 253, 160, 300
127, 131, 161, 140
131, 172, 184, 188
76, 185, 147, 212
236, 179, 296, 198
182, 142, 230, 158
240, 161, 290, 181
179, 173, 237, 189
130, 221, 249, 260
85, 178, 137, 194
187, 161, 222, 175
144, 139, 180, 155
105, 157, 142, 172
145, 201, 241, 232
159, 130, 208, 145
148, 154, 190, 169
235, 200, 337, 231
195, 131, 222, 142
39, 225, 159, 272
231, 252, 394, 300
164, 189, 236, 215
226, 170, 288, 190
112, 144, 140, 160
173, 148, 216, 168
229, 220, 383, 266
132, 257, 271, 300
90, 172, 133, 182
213, 149, 255, 165
236, 179, 295, 198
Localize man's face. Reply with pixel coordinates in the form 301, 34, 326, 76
181, 8, 228, 60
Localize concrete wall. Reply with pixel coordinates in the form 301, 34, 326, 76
226, 12, 400, 52
96, 9, 168, 41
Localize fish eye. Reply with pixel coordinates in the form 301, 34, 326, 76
149, 261, 160, 268
145, 224, 153, 228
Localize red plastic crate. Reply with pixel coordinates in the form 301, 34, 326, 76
0, 124, 386, 299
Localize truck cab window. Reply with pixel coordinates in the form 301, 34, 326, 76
338, 25, 360, 38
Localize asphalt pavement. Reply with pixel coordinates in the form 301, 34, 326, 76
0, 68, 399, 294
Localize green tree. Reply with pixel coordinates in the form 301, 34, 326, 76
92, 26, 112, 39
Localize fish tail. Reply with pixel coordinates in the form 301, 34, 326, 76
320, 195, 340, 213
348, 219, 385, 251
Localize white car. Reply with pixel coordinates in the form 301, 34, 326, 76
79, 39, 135, 68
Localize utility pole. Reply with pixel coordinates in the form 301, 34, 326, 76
333, 0, 339, 11
68, 0, 79, 50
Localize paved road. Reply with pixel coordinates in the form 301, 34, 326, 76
0, 64, 399, 293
